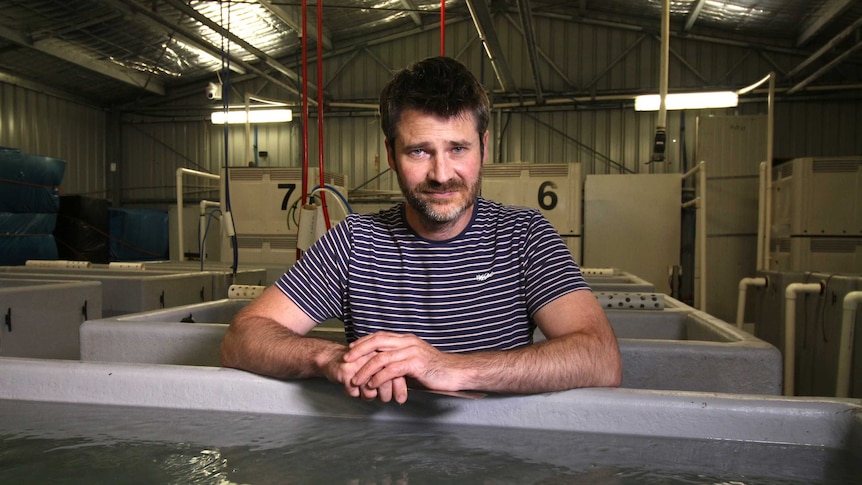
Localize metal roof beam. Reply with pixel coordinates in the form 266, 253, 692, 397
0, 24, 165, 96
503, 13, 578, 91
466, 0, 517, 93
162, 0, 311, 91
0, 68, 99, 106
797, 0, 854, 47
399, 0, 424, 28
103, 0, 309, 104
683, 0, 707, 32
788, 38, 862, 94
257, 0, 333, 50
516, 0, 544, 103
788, 15, 862, 77
101, 0, 245, 75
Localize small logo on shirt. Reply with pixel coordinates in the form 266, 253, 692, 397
475, 271, 495, 282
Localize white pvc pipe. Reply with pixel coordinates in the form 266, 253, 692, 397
783, 282, 823, 396
657, 0, 669, 131
763, 74, 775, 270
837, 291, 862, 397
736, 276, 768, 329
700, 165, 706, 306
176, 168, 221, 262
682, 161, 707, 311
756, 162, 766, 270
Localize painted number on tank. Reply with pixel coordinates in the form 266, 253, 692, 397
538, 181, 558, 210
279, 183, 297, 210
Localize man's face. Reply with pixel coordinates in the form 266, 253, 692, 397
387, 109, 488, 231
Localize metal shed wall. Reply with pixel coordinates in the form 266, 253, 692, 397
1, 14, 860, 205
0, 82, 106, 197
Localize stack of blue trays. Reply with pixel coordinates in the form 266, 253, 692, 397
0, 147, 66, 264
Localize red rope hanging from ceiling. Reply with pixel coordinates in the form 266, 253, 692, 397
318, 0, 331, 229
298, 0, 310, 261
440, 1, 445, 56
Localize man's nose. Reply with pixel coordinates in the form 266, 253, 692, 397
428, 154, 454, 182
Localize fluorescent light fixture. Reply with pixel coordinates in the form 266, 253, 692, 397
634, 91, 738, 111
211, 108, 293, 124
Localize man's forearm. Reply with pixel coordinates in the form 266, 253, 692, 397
455, 332, 622, 393
220, 316, 345, 380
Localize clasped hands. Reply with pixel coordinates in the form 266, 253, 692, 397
323, 331, 461, 404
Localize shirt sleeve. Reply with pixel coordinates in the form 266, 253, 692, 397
274, 217, 353, 322
521, 211, 591, 316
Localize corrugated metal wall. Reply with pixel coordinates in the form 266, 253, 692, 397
119, 119, 304, 204
2, 14, 861, 205
0, 83, 106, 197
697, 115, 768, 321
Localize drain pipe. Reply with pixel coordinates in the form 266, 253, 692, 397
837, 291, 862, 397
783, 281, 824, 396
736, 276, 768, 329
681, 161, 707, 310
756, 162, 766, 270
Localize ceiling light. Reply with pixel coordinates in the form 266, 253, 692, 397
634, 91, 738, 111
210, 109, 293, 124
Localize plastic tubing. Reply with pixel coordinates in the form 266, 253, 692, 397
783, 282, 823, 396
310, 185, 352, 217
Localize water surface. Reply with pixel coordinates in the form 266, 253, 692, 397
0, 399, 857, 484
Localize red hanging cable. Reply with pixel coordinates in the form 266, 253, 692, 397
298, 0, 309, 261
440, 1, 445, 56
318, 0, 331, 230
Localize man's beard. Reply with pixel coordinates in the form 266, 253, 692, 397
398, 170, 482, 223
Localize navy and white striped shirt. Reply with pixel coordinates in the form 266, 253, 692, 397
276, 197, 590, 353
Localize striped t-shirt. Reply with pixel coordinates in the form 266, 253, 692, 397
275, 197, 590, 353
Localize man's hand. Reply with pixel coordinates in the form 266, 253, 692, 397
320, 345, 409, 404
343, 332, 466, 398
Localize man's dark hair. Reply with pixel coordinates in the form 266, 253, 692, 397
379, 56, 490, 154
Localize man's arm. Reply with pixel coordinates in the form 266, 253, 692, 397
345, 289, 622, 394
220, 285, 341, 379
220, 285, 409, 402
